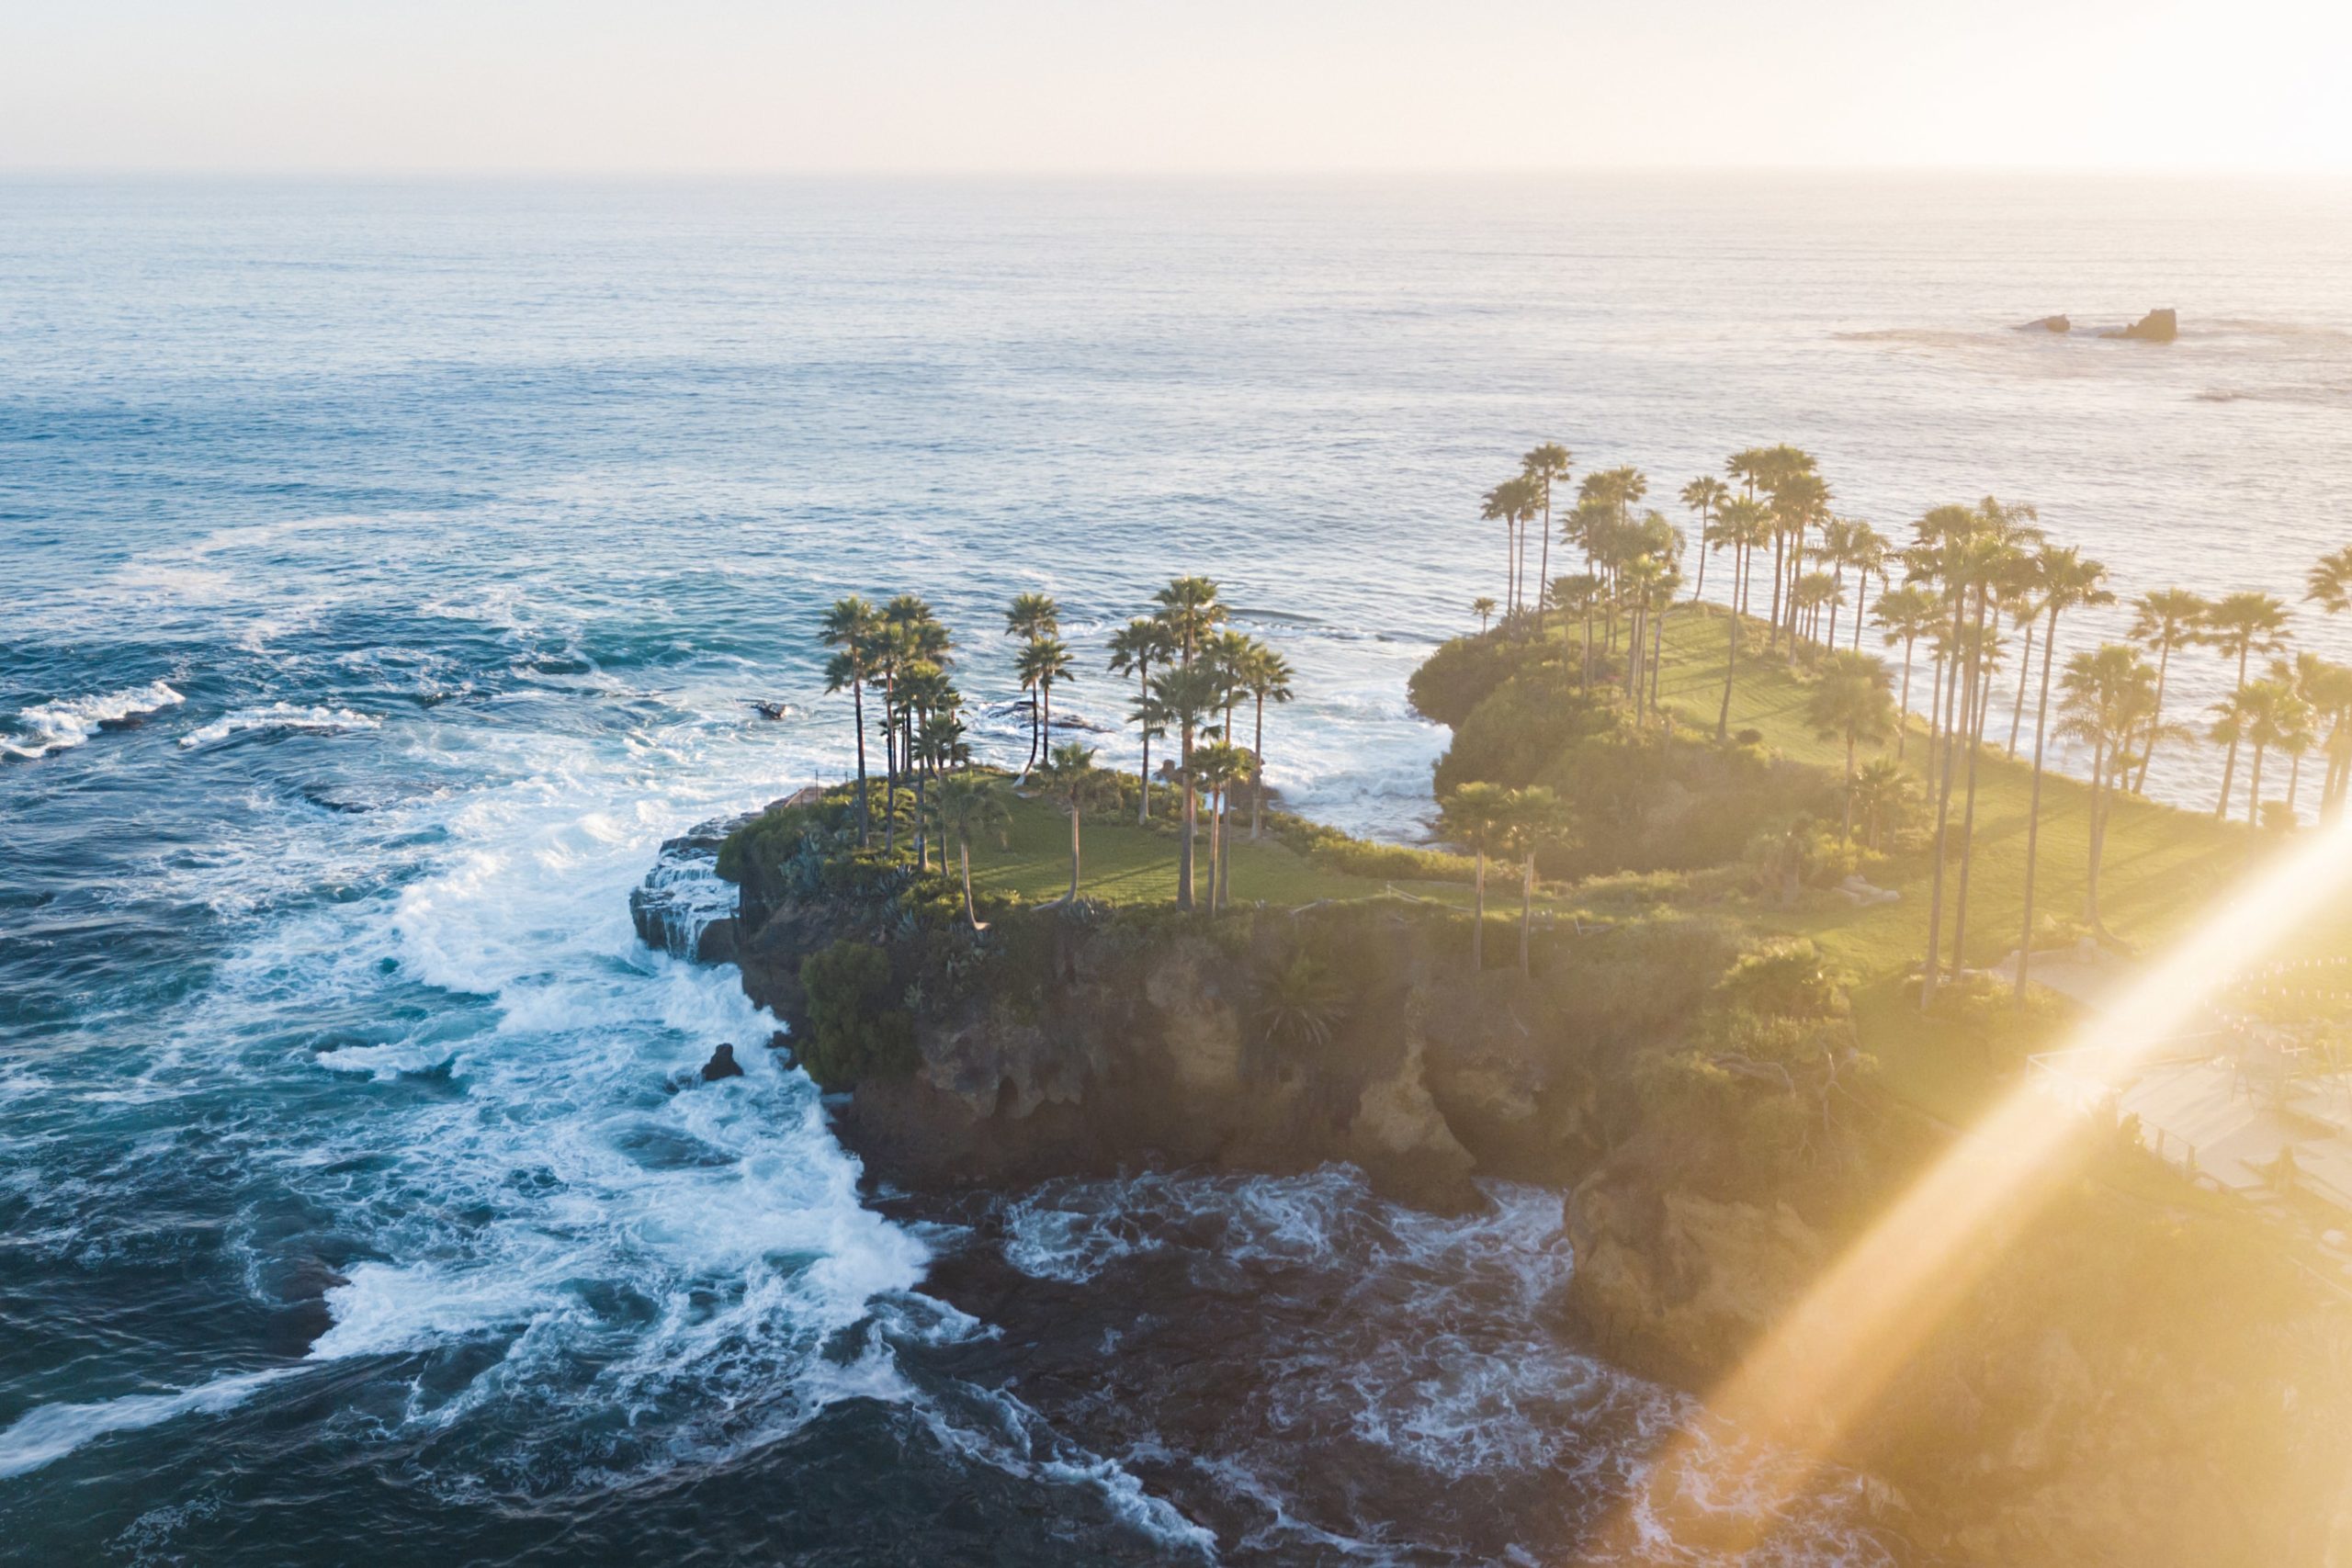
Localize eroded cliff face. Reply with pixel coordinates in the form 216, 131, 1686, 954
734, 886, 1608, 1213
1565, 1149, 2352, 1568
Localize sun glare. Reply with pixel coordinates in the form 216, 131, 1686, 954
1619, 809, 2352, 1551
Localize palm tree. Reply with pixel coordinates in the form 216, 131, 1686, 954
1107, 616, 1176, 824
1031, 742, 1121, 903
2011, 546, 2113, 998
1871, 584, 1941, 758
819, 596, 882, 845
1472, 595, 1498, 634
1552, 573, 1602, 686
1005, 592, 1059, 644
1027, 637, 1076, 776
1483, 475, 1543, 616
2306, 660, 2352, 820
1238, 642, 1295, 840
2308, 547, 2352, 617
1154, 576, 1226, 668
1766, 465, 1829, 656
2054, 646, 2162, 932
1524, 444, 1574, 617
1792, 571, 1842, 649
1482, 482, 1520, 613
930, 772, 1012, 931
1713, 496, 1773, 739
2125, 588, 2209, 794
2202, 591, 2291, 818
898, 660, 957, 870
1681, 476, 1730, 604
1148, 661, 1223, 910
1187, 740, 1254, 913
1504, 786, 1563, 976
1805, 650, 1896, 840
1843, 522, 1891, 650
2215, 680, 2307, 829
1849, 756, 1917, 852
1941, 498, 2041, 990
1439, 782, 1515, 975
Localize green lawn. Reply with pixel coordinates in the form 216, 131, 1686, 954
1639, 604, 2349, 1119
958, 792, 1531, 915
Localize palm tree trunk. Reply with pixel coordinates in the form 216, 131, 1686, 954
1470, 851, 1485, 974
1895, 637, 1916, 759
2247, 745, 2266, 829
1827, 567, 1844, 650
1767, 533, 1785, 651
1842, 733, 1858, 840
1920, 584, 1974, 1008
1069, 807, 1082, 903
2135, 645, 2171, 794
1209, 784, 1224, 911
915, 765, 929, 872
2218, 645, 2250, 818
1519, 854, 1533, 976
2006, 621, 2035, 757
883, 689, 898, 855
1177, 722, 1196, 910
2085, 740, 2108, 929
1537, 490, 1553, 617
1136, 668, 1153, 824
1250, 694, 1267, 840
1650, 599, 1667, 716
1852, 575, 1871, 650
2015, 609, 2063, 1001
852, 676, 870, 847
1948, 590, 1994, 981
1716, 597, 1738, 740
2289, 752, 2303, 826
960, 840, 982, 931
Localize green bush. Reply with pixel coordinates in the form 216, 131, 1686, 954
796, 939, 916, 1089
1432, 667, 1611, 795
1264, 811, 1476, 883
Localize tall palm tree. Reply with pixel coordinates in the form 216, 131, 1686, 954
1806, 650, 1896, 840
1107, 616, 1176, 823
1843, 522, 1891, 649
2265, 656, 2324, 824
1439, 782, 1515, 975
1018, 636, 1075, 777
1472, 596, 1498, 634
1148, 660, 1223, 910
1620, 554, 1668, 716
1238, 642, 1295, 840
1767, 468, 1831, 658
1871, 584, 1941, 758
2014, 546, 2113, 998
1552, 573, 1602, 688
1484, 475, 1542, 616
1194, 740, 1257, 911
1523, 444, 1574, 618
819, 595, 882, 845
2215, 679, 2307, 829
1482, 483, 1520, 613
2054, 646, 2162, 932
898, 660, 957, 870
1005, 592, 1059, 644
1942, 498, 2041, 989
1713, 496, 1773, 739
1031, 742, 1120, 903
1505, 786, 1563, 976
2201, 591, 2291, 818
929, 772, 1012, 931
1681, 476, 1730, 604
2305, 661, 2352, 820
2125, 588, 2208, 794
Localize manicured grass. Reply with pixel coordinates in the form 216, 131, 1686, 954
1634, 604, 2350, 1114
956, 791, 1535, 916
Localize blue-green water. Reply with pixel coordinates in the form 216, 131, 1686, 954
5, 175, 2347, 1563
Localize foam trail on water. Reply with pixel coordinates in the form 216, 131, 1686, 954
0, 1370, 297, 1480
178, 702, 381, 748
1, 680, 184, 759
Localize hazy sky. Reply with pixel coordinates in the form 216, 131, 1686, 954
3, 0, 2346, 174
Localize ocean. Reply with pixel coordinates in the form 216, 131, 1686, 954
3, 174, 2347, 1563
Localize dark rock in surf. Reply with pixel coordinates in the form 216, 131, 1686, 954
699, 1043, 744, 1080
2020, 314, 2071, 333
2104, 307, 2178, 343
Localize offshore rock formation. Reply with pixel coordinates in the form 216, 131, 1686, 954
2107, 306, 2179, 343
2019, 313, 2072, 333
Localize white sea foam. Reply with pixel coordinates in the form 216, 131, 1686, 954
0, 1369, 298, 1480
178, 703, 382, 748
1, 680, 184, 759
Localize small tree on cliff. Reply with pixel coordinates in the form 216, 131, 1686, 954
1504, 785, 1564, 976
1031, 742, 1120, 904
1439, 781, 1515, 974
929, 772, 1012, 931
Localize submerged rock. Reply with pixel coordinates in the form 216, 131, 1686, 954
699, 1043, 744, 1080
2019, 313, 2071, 333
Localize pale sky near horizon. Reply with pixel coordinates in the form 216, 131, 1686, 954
3, 0, 2347, 175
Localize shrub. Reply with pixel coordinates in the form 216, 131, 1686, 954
1264, 811, 1476, 883
796, 939, 916, 1089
